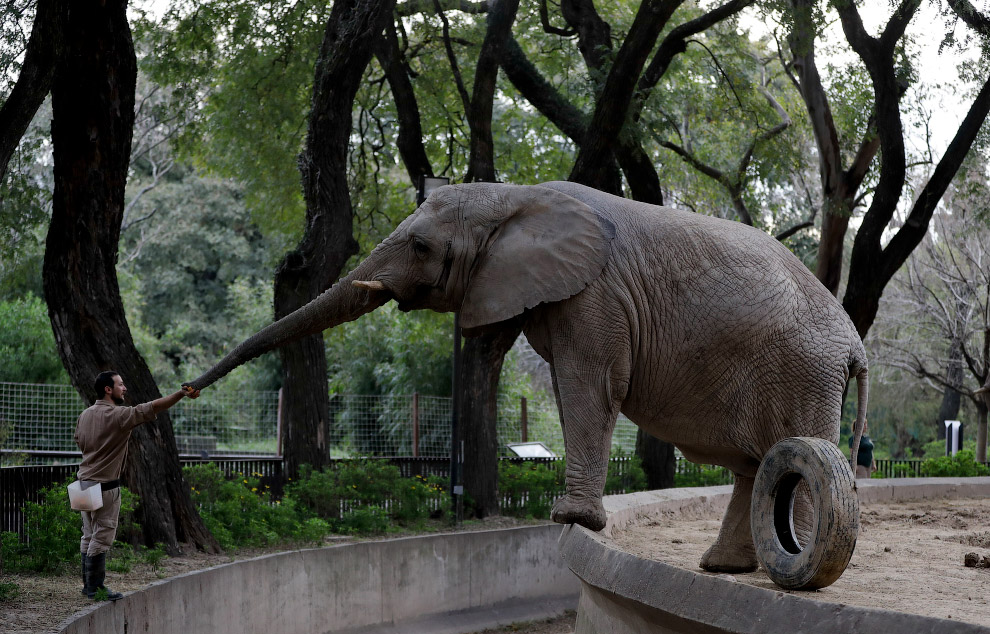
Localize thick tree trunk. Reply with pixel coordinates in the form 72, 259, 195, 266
465, 0, 521, 182
0, 0, 67, 184
635, 429, 675, 489
44, 0, 217, 555
275, 0, 395, 479
455, 0, 522, 516
460, 325, 522, 518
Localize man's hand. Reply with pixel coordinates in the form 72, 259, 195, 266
182, 385, 202, 399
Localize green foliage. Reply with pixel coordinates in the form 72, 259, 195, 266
604, 453, 647, 494
0, 531, 21, 574
880, 462, 919, 478
12, 479, 81, 573
184, 463, 306, 550
498, 460, 564, 519
117, 171, 281, 393
286, 461, 445, 532
142, 543, 168, 573
674, 463, 735, 487
0, 581, 18, 602
921, 449, 990, 478
0, 293, 70, 383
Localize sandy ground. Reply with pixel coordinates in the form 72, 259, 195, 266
611, 496, 990, 627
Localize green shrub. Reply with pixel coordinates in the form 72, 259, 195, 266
106, 544, 136, 573
675, 463, 734, 487
921, 449, 990, 477
336, 507, 390, 535
283, 461, 443, 529
141, 543, 168, 573
18, 479, 82, 573
0, 581, 19, 602
604, 454, 647, 494
184, 463, 307, 550
499, 461, 564, 519
882, 462, 919, 478
1, 531, 23, 574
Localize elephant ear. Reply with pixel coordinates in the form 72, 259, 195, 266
460, 185, 615, 329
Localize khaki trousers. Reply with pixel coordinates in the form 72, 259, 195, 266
80, 487, 121, 556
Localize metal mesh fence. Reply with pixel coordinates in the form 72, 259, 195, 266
2, 382, 642, 459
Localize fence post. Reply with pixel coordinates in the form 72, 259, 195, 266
412, 392, 419, 458
276, 387, 283, 457
520, 397, 528, 443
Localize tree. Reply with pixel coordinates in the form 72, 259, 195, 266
780, 0, 990, 338
872, 178, 990, 461
436, 0, 524, 518
41, 0, 217, 554
273, 0, 397, 479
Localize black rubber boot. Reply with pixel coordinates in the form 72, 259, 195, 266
87, 553, 123, 601
80, 554, 94, 596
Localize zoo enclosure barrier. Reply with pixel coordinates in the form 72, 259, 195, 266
1, 455, 728, 538
0, 381, 641, 460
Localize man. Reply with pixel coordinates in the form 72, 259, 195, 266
74, 371, 200, 601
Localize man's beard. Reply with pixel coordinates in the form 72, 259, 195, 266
112, 397, 124, 405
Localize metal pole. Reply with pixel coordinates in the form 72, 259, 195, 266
451, 314, 463, 524
276, 387, 283, 458
412, 392, 420, 458
521, 396, 528, 443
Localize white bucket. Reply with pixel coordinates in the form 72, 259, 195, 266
67, 480, 103, 512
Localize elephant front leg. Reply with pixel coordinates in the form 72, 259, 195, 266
699, 475, 759, 573
548, 367, 621, 533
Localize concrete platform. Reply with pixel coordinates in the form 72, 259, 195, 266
560, 477, 990, 634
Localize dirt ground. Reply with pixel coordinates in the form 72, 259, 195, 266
0, 516, 575, 634
9, 497, 987, 633
611, 496, 990, 627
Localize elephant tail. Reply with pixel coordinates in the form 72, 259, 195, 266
848, 362, 869, 476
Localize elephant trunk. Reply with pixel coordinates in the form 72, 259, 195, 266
183, 253, 392, 391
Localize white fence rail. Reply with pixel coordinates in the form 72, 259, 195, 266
0, 382, 639, 459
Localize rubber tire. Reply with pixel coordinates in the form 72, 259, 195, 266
751, 437, 859, 590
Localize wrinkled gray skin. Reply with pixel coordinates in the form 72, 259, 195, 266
186, 181, 868, 573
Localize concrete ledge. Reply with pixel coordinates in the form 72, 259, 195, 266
58, 524, 580, 634
562, 477, 990, 634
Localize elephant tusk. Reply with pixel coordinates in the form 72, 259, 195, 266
976, 386, 989, 395
352, 280, 386, 291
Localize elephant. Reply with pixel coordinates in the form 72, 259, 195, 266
185, 181, 868, 574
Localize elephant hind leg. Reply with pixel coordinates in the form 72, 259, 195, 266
700, 475, 758, 573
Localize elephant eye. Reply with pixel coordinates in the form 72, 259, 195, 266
412, 238, 430, 257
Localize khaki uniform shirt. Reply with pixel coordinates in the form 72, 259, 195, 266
74, 400, 156, 482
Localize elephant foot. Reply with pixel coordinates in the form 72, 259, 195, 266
699, 542, 758, 573
551, 494, 607, 531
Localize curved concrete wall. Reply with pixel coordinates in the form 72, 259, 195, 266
58, 524, 579, 634
559, 477, 990, 634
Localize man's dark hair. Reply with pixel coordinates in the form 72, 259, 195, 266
94, 371, 119, 400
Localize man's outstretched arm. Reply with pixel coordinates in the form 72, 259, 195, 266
151, 387, 201, 414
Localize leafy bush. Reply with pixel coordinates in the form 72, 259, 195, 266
499, 461, 564, 519
921, 449, 990, 477
184, 463, 316, 550
285, 461, 444, 532
675, 463, 734, 487
0, 581, 19, 602
604, 453, 647, 494
15, 479, 82, 573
